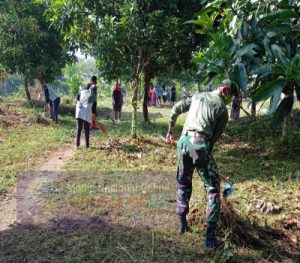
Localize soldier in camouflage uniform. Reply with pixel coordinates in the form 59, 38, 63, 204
166, 80, 236, 249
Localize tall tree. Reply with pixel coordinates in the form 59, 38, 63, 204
43, 0, 204, 137
0, 0, 74, 100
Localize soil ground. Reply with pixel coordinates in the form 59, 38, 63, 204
0, 144, 76, 230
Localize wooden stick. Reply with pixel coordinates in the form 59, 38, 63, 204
96, 121, 108, 135
98, 109, 115, 123
240, 105, 251, 116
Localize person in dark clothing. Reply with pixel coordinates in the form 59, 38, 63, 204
76, 86, 95, 148
85, 76, 98, 129
230, 93, 242, 120
44, 85, 61, 124
112, 81, 123, 123
171, 83, 177, 105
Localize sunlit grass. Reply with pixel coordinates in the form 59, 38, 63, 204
0, 98, 75, 194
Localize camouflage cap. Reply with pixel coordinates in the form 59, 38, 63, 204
218, 79, 231, 87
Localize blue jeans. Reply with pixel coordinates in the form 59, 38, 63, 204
52, 97, 60, 124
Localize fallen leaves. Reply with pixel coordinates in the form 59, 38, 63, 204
280, 216, 300, 231
246, 198, 282, 215
256, 201, 282, 214
275, 216, 300, 247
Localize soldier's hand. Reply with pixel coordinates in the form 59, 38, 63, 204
166, 133, 175, 145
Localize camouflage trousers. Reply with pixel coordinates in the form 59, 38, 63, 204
176, 134, 220, 223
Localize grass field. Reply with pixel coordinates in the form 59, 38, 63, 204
0, 95, 299, 262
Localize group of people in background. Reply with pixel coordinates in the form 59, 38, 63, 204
44, 77, 243, 150
75, 77, 127, 148
148, 82, 177, 107
43, 76, 246, 249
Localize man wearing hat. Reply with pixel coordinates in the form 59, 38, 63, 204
166, 80, 236, 249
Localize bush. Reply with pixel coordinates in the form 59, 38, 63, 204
61, 95, 74, 105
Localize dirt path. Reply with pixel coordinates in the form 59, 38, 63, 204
0, 144, 76, 230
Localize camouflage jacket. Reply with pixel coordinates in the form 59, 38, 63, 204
169, 91, 228, 145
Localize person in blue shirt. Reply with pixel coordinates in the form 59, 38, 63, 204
155, 83, 163, 106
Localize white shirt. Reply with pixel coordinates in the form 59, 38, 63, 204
76, 90, 93, 123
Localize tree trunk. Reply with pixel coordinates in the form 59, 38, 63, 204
142, 70, 151, 122
131, 51, 148, 139
282, 87, 294, 138
131, 52, 146, 139
35, 67, 44, 99
282, 112, 291, 137
132, 79, 139, 139
251, 101, 256, 118
24, 78, 31, 101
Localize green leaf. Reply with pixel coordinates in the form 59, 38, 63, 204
268, 89, 282, 114
261, 9, 297, 24
278, 0, 290, 8
252, 78, 287, 102
231, 63, 247, 94
241, 21, 248, 39
250, 64, 272, 79
185, 12, 215, 30
236, 43, 259, 58
208, 65, 224, 74
251, 14, 259, 35
265, 24, 292, 34
271, 44, 290, 70
195, 28, 206, 34
291, 53, 300, 73
218, 34, 235, 56
272, 96, 294, 126
263, 37, 272, 61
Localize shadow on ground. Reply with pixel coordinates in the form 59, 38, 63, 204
4, 169, 297, 262
1, 210, 298, 263
0, 217, 206, 263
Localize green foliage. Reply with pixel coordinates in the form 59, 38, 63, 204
0, 0, 75, 84
43, 0, 203, 82
230, 63, 247, 94
191, 0, 300, 125
65, 75, 81, 98
252, 78, 287, 102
